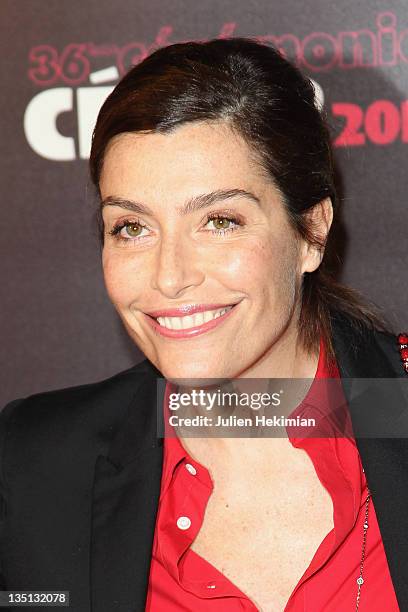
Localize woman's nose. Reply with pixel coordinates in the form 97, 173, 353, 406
150, 234, 205, 298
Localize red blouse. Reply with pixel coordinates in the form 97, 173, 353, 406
146, 339, 399, 611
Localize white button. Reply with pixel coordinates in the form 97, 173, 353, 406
185, 463, 197, 475
176, 516, 191, 530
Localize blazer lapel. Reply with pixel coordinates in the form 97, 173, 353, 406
90, 364, 165, 612
331, 312, 408, 608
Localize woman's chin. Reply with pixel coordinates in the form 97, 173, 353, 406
161, 366, 232, 389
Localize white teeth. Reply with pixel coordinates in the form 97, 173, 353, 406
156, 306, 233, 330
171, 317, 182, 330
183, 315, 194, 328
203, 311, 213, 323
193, 313, 205, 326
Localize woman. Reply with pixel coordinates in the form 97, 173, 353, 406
1, 37, 407, 611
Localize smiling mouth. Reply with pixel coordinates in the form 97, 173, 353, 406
150, 305, 235, 330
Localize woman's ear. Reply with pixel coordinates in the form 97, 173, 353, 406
300, 198, 334, 274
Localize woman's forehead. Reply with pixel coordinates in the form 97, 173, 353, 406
101, 123, 261, 178
99, 122, 275, 204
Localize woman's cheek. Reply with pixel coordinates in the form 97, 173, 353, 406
257, 240, 299, 304
102, 253, 135, 307
221, 241, 269, 280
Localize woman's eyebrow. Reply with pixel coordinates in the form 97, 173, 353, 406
100, 189, 261, 216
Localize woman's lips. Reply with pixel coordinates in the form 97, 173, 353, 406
144, 304, 238, 339
145, 303, 235, 317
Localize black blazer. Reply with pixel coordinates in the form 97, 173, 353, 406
1, 311, 407, 612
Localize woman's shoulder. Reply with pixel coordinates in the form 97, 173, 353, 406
1, 357, 156, 419
0, 357, 161, 466
330, 309, 407, 377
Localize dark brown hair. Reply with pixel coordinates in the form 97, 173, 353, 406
89, 37, 391, 365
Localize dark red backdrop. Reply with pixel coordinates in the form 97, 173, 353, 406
1, 0, 407, 406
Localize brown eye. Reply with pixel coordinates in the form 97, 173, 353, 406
212, 217, 231, 230
124, 223, 143, 237
108, 218, 149, 243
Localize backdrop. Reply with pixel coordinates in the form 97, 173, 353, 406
1, 0, 407, 406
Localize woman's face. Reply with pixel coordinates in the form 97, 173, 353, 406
100, 121, 320, 380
